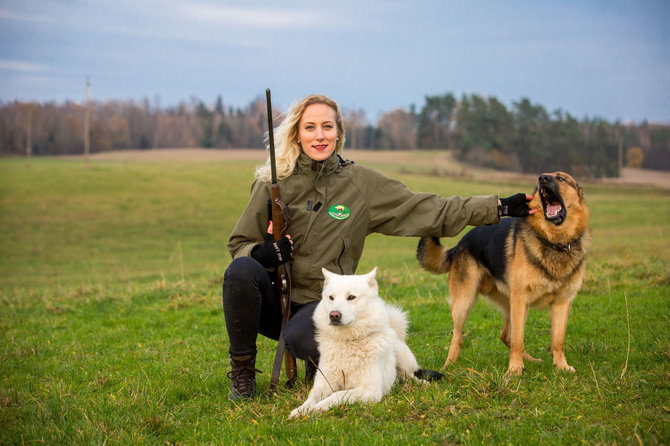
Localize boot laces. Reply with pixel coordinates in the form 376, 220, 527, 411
227, 363, 262, 393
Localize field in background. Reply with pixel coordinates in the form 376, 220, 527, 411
1, 152, 669, 444
69, 148, 670, 190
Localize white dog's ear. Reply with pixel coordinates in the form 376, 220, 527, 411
366, 267, 378, 288
322, 268, 335, 281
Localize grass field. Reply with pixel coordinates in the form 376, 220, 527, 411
1, 153, 669, 444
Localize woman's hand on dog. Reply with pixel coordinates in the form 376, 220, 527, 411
498, 193, 537, 217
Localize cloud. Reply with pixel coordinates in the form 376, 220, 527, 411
178, 4, 319, 28
0, 8, 48, 22
0, 59, 49, 73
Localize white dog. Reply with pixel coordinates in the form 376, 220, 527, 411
289, 267, 423, 418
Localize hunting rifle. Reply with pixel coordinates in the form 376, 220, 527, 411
266, 88, 298, 391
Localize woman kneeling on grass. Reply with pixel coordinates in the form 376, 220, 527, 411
222, 93, 533, 400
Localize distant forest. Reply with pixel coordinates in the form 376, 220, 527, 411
1, 93, 669, 177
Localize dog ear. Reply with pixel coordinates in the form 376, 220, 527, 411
322, 268, 335, 281
366, 267, 378, 289
577, 184, 585, 203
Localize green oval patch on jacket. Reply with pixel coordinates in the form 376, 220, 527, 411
328, 204, 350, 220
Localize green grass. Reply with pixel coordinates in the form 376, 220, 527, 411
1, 155, 669, 444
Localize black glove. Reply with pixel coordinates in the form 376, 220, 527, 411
250, 233, 293, 267
499, 193, 531, 217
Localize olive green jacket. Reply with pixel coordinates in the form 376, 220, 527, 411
227, 152, 500, 304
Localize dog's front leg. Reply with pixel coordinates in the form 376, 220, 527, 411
507, 295, 529, 376
289, 399, 318, 419
288, 377, 332, 419
501, 311, 542, 363
310, 386, 383, 414
549, 298, 575, 372
301, 369, 385, 416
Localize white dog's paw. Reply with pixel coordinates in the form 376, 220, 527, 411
288, 404, 313, 419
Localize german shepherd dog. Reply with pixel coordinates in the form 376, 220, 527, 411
417, 172, 590, 375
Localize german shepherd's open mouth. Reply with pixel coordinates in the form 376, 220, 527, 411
539, 177, 566, 225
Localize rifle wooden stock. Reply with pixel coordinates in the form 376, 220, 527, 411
266, 89, 297, 391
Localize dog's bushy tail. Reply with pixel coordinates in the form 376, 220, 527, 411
386, 304, 409, 342
416, 236, 451, 274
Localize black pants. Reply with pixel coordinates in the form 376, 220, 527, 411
222, 257, 319, 363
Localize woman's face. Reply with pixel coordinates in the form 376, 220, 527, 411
298, 103, 338, 162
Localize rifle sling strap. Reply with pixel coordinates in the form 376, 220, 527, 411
274, 198, 292, 231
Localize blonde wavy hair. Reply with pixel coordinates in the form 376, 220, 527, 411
255, 94, 346, 182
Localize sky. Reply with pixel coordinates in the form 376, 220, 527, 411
1, 0, 669, 124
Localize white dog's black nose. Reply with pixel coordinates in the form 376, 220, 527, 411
329, 311, 341, 323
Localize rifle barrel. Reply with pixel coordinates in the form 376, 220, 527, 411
265, 88, 278, 184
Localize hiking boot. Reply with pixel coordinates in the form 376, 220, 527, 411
227, 355, 261, 400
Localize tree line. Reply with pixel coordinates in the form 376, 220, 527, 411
1, 93, 669, 177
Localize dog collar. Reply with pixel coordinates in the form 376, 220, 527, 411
539, 233, 583, 253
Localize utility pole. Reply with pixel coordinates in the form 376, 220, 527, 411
618, 137, 623, 176
84, 76, 90, 165
25, 104, 32, 159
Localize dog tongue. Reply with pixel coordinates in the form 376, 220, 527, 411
546, 203, 561, 217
